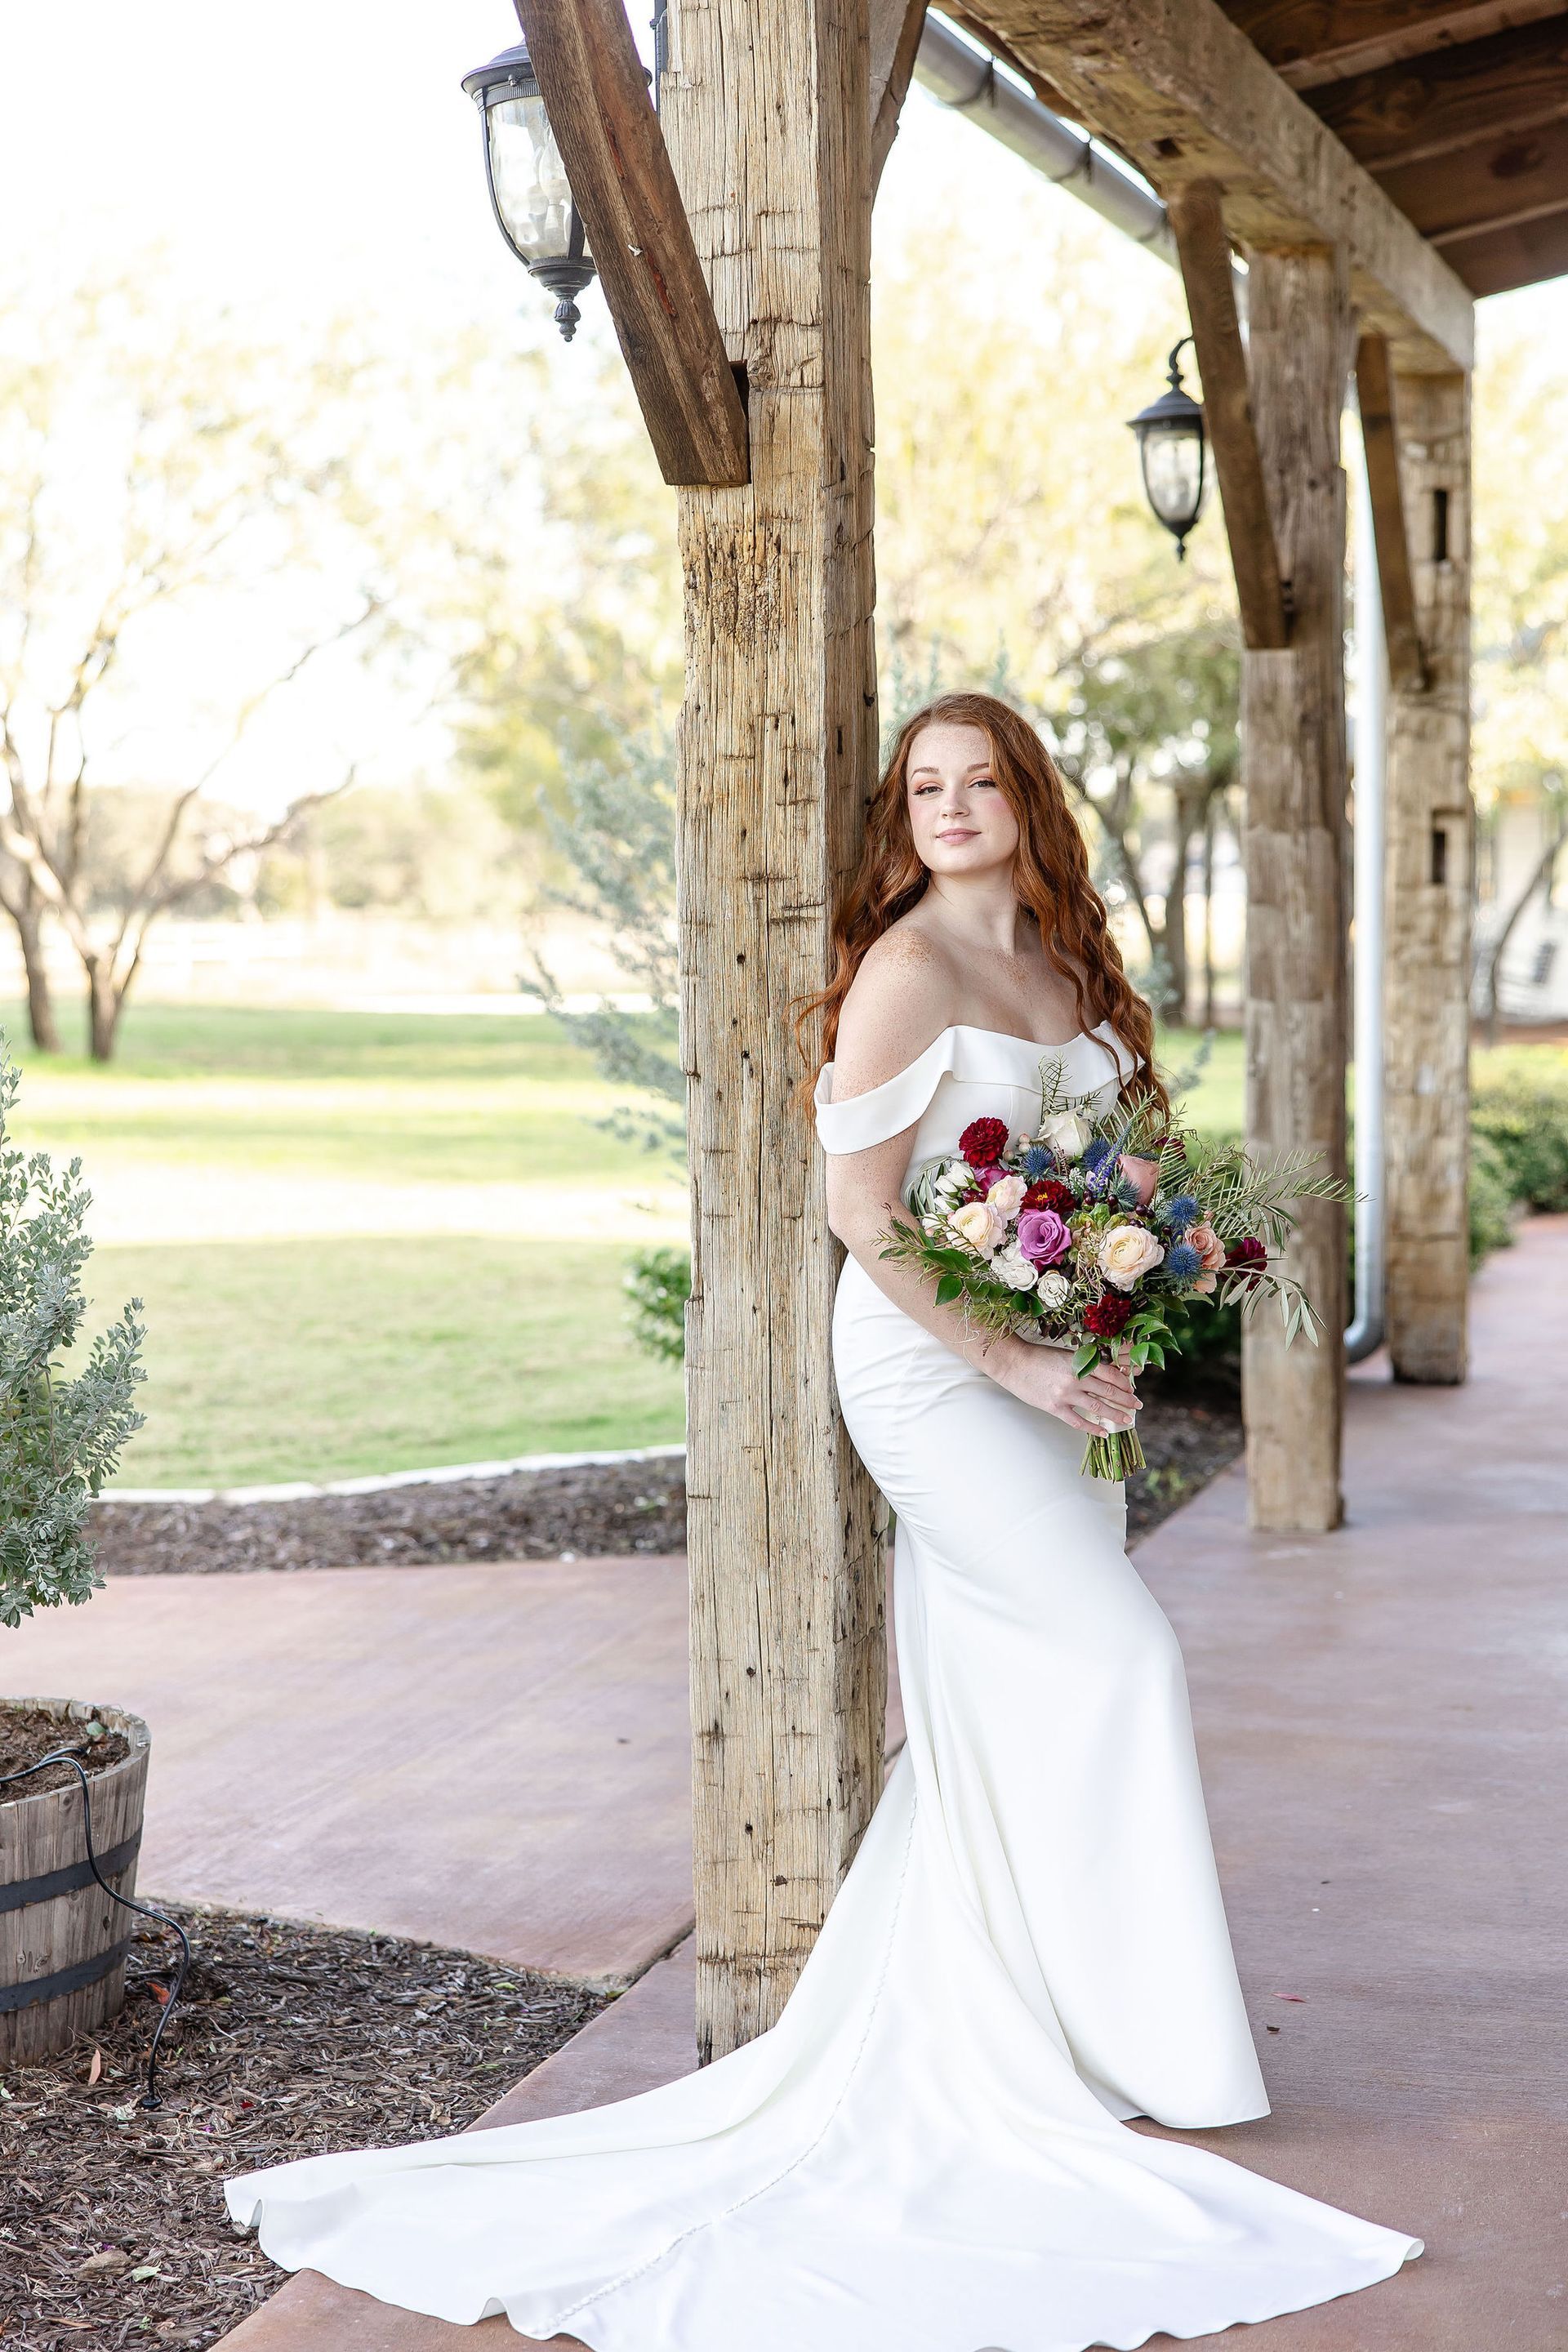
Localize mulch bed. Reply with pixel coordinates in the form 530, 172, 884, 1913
0, 1904, 608, 2352
89, 1388, 1240, 1579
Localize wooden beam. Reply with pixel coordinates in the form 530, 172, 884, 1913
1308, 13, 1568, 171
871, 0, 929, 189
512, 0, 748, 488
1239, 243, 1352, 1534
661, 0, 885, 2060
1354, 334, 1423, 693
1383, 370, 1472, 1383
1438, 198, 1568, 291
1379, 114, 1568, 247
973, 0, 1473, 371
1167, 181, 1290, 652
1223, 1, 1568, 91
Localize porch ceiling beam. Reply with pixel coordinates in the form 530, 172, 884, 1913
1223, 0, 1568, 92
1354, 333, 1425, 693
1309, 14, 1568, 171
511, 0, 749, 488
973, 0, 1473, 372
871, 0, 931, 188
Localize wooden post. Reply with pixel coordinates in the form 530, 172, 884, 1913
1384, 369, 1472, 1383
662, 0, 886, 2063
1239, 246, 1352, 1534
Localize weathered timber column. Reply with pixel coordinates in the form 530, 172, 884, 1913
662, 0, 886, 2061
1384, 370, 1472, 1383
1240, 247, 1352, 1533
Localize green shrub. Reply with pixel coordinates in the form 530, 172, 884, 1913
1, 1042, 146, 1626
624, 1246, 690, 1365
1468, 1132, 1518, 1266
1471, 1050, 1568, 1213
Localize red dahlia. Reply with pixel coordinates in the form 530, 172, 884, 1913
1023, 1178, 1074, 1214
959, 1116, 1009, 1167
1226, 1236, 1267, 1269
1084, 1292, 1133, 1338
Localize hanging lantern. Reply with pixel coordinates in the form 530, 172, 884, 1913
461, 39, 594, 342
1128, 336, 1209, 560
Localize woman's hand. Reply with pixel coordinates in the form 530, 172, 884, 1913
993, 1335, 1140, 1437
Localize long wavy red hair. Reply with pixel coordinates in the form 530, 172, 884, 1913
798, 692, 1167, 1115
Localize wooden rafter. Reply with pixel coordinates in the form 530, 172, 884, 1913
972, 0, 1473, 370
1167, 180, 1290, 652
1223, 0, 1568, 91
512, 0, 749, 488
1379, 114, 1568, 248
871, 0, 930, 189
1354, 333, 1425, 693
1441, 203, 1568, 293
1308, 13, 1568, 171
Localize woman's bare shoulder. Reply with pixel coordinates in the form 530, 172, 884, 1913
831, 923, 959, 1098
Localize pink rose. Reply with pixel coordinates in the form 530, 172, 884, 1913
1190, 1269, 1217, 1295
1118, 1152, 1160, 1207
1016, 1207, 1071, 1267
985, 1172, 1027, 1217
1187, 1220, 1227, 1273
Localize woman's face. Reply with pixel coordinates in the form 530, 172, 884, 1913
905, 721, 1020, 882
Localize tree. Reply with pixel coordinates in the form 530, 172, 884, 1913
0, 285, 401, 1058
1042, 627, 1241, 1023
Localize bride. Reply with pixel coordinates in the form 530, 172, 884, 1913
228, 693, 1420, 2349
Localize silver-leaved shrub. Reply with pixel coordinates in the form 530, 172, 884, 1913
0, 1042, 145, 1627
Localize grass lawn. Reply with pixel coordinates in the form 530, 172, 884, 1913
2, 999, 1245, 1490
5, 999, 687, 1490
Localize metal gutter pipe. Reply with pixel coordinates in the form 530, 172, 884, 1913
913, 16, 1178, 270
1345, 411, 1388, 1361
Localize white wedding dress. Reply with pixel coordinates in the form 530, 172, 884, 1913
228, 1020, 1421, 2349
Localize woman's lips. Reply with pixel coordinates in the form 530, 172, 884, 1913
936, 827, 979, 841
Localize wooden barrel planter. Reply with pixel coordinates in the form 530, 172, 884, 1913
1, 1697, 150, 2064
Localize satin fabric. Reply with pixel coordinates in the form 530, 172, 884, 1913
227, 1022, 1420, 2349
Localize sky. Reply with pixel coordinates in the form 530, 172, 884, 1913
2, 0, 1566, 809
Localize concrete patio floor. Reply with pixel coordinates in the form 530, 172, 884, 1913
12, 1221, 1566, 2347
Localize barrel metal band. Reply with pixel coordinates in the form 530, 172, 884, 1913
0, 1935, 132, 2013
0, 1830, 142, 1916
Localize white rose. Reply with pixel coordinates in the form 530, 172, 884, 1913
934, 1159, 975, 1203
1039, 1109, 1093, 1160
950, 1200, 996, 1253
1098, 1222, 1165, 1292
986, 1173, 1026, 1218
1036, 1268, 1071, 1308
992, 1244, 1040, 1293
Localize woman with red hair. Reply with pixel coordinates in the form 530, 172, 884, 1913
229, 695, 1419, 2350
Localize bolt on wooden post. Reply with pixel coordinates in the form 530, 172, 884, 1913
662, 0, 887, 2063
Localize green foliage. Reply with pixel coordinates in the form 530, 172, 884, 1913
1471, 1049, 1568, 1212
623, 1247, 691, 1366
1468, 1132, 1519, 1267
0, 1042, 145, 1626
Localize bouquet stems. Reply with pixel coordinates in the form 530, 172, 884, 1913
1080, 1423, 1146, 1482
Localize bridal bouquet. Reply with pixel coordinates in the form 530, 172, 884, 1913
880, 1067, 1349, 1481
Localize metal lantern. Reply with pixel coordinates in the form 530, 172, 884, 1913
461, 40, 594, 342
1128, 337, 1209, 560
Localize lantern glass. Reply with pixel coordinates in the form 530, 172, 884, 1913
1138, 420, 1206, 537
486, 92, 583, 270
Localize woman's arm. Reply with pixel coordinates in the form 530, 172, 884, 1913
822, 938, 1138, 1437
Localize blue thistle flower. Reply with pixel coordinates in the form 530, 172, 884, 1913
1165, 1193, 1200, 1230
1081, 1138, 1116, 1174
1165, 1241, 1201, 1280
1021, 1144, 1054, 1178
